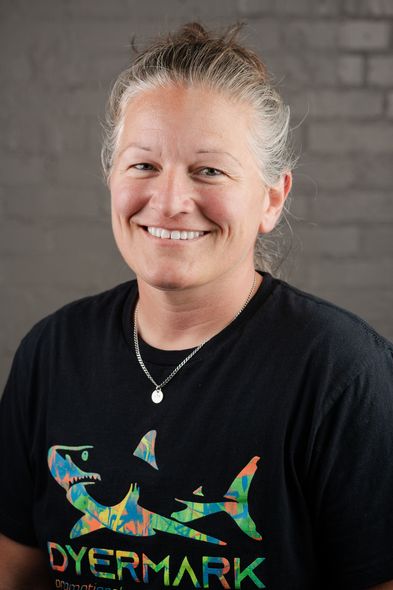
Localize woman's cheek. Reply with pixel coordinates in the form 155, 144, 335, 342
111, 181, 147, 218
200, 188, 238, 226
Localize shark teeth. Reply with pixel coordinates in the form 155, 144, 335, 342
147, 227, 205, 240
69, 474, 101, 487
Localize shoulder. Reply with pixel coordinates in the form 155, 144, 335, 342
265, 275, 392, 388
17, 280, 136, 358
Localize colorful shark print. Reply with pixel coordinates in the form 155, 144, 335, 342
172, 456, 262, 541
47, 430, 262, 545
133, 429, 158, 469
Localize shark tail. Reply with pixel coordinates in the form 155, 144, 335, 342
171, 456, 262, 541
223, 456, 262, 541
224, 456, 260, 499
224, 499, 262, 541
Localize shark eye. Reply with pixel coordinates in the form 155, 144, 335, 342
82, 450, 89, 462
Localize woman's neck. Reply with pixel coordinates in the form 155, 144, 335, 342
135, 269, 262, 350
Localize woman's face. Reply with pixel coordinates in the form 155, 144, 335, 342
110, 85, 285, 292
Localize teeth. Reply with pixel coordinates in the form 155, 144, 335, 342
147, 227, 205, 240
69, 473, 101, 487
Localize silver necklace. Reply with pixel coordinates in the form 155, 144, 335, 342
133, 273, 257, 404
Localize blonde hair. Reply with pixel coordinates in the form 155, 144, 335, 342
101, 22, 297, 274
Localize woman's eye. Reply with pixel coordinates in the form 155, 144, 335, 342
132, 163, 155, 171
199, 167, 223, 177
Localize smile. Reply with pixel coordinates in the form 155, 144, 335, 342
146, 227, 206, 240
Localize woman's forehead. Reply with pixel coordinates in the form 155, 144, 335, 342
118, 85, 253, 150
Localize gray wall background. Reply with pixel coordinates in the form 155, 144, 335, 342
1, 0, 393, 392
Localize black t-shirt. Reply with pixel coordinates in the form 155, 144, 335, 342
1, 272, 393, 590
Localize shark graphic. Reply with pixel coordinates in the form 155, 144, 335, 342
172, 456, 262, 541
48, 431, 261, 545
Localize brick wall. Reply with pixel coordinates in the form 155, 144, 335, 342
1, 0, 392, 391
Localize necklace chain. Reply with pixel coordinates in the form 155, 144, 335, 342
133, 273, 257, 403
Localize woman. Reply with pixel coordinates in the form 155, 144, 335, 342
1, 22, 393, 590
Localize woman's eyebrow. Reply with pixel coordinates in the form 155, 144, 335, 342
117, 141, 152, 158
118, 144, 242, 168
118, 142, 152, 157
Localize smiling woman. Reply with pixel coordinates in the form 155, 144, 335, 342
108, 84, 285, 298
102, 22, 296, 284
0, 21, 393, 590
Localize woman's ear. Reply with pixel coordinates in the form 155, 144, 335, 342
258, 172, 292, 234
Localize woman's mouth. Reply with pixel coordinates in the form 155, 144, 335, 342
146, 226, 206, 240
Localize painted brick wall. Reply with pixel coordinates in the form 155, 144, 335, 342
1, 0, 392, 391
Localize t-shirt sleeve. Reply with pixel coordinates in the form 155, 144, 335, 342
0, 340, 39, 547
308, 342, 393, 589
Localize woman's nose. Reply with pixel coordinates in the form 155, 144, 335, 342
148, 169, 195, 217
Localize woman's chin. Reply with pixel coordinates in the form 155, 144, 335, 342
137, 268, 196, 292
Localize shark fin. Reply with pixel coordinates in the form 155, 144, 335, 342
133, 430, 158, 470
123, 482, 141, 509
193, 486, 204, 496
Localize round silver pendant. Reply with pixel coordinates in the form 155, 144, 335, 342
151, 388, 164, 404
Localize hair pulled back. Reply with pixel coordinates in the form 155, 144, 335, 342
101, 22, 297, 274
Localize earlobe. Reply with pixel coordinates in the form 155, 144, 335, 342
258, 172, 292, 234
